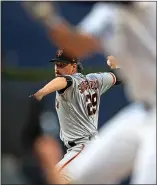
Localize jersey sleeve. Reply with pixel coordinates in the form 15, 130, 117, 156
78, 3, 116, 40
89, 72, 116, 95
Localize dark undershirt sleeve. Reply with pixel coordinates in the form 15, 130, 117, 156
109, 68, 122, 85
57, 76, 73, 94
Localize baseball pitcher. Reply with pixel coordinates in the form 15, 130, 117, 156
31, 49, 121, 182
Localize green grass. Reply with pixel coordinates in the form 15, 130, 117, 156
2, 66, 108, 81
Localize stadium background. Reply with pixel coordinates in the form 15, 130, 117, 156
2, 2, 130, 184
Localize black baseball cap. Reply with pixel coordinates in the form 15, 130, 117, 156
49, 49, 78, 64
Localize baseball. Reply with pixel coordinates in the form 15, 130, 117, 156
107, 59, 111, 66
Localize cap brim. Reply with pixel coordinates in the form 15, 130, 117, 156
49, 58, 76, 63
49, 58, 64, 63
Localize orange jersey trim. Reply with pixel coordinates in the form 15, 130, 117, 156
59, 144, 85, 172
109, 72, 117, 86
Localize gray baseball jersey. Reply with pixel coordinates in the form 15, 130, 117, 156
55, 72, 116, 143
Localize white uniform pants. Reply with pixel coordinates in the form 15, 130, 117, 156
70, 103, 156, 184
55, 139, 98, 182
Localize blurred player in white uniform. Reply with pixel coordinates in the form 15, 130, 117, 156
22, 2, 156, 184
68, 3, 156, 184
31, 49, 121, 182
70, 3, 156, 184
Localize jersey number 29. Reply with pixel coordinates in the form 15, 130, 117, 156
86, 93, 98, 116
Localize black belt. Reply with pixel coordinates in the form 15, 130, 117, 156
68, 141, 77, 147
66, 135, 94, 148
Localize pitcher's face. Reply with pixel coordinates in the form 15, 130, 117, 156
55, 62, 77, 77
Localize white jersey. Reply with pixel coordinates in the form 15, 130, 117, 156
79, 2, 156, 106
55, 72, 115, 143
